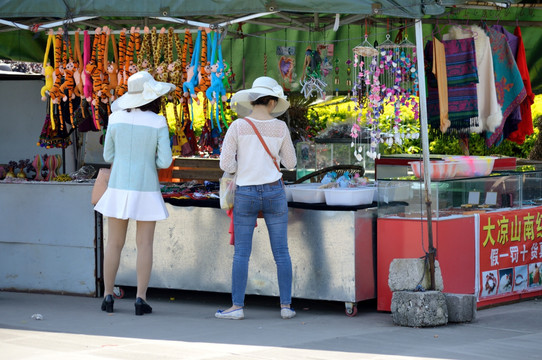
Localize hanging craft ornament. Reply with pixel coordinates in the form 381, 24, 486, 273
350, 123, 364, 162
345, 58, 352, 90
299, 47, 327, 99
40, 30, 54, 101
183, 28, 202, 105
352, 36, 379, 57
351, 19, 420, 159
378, 25, 419, 149
277, 45, 295, 90
279, 56, 294, 81
263, 33, 267, 76
352, 33, 377, 106
350, 21, 381, 160
206, 31, 228, 132
318, 44, 333, 80
334, 57, 340, 96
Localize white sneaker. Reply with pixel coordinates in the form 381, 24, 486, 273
281, 307, 296, 319
215, 308, 244, 320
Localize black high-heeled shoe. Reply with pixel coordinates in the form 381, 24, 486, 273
101, 294, 114, 313
134, 297, 152, 316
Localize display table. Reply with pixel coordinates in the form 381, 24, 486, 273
0, 182, 98, 295
111, 200, 376, 315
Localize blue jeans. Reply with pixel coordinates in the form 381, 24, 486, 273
232, 180, 292, 307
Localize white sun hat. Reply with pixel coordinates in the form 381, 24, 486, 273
112, 71, 176, 110
231, 76, 290, 117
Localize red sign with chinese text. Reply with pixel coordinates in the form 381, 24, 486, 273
479, 207, 542, 300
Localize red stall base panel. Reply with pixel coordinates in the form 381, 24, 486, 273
377, 216, 476, 312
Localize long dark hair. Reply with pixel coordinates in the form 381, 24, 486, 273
127, 97, 162, 114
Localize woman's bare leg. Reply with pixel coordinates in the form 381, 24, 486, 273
135, 220, 156, 300
103, 217, 129, 297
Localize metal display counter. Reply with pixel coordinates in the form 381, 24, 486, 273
0, 182, 99, 295
111, 201, 376, 315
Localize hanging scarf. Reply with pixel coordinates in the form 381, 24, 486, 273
431, 38, 450, 133
507, 26, 535, 145
484, 23, 527, 147
426, 37, 479, 133
444, 25, 503, 135
492, 25, 522, 140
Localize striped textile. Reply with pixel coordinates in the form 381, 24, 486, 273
426, 37, 479, 132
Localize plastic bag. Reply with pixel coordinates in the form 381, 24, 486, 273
336, 171, 351, 188
321, 171, 337, 184
70, 165, 97, 182
219, 172, 237, 210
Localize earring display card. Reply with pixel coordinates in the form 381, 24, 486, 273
468, 191, 480, 205
485, 192, 498, 206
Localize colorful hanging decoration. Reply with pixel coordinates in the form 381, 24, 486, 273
333, 57, 340, 96
38, 23, 242, 157
206, 31, 228, 131
182, 28, 202, 104
277, 45, 295, 90
38, 27, 73, 149
300, 47, 327, 99
351, 21, 420, 160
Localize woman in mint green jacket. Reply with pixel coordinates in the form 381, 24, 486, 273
94, 71, 175, 315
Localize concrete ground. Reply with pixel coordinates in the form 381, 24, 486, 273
1, 288, 541, 360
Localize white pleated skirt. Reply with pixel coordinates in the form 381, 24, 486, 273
94, 187, 169, 221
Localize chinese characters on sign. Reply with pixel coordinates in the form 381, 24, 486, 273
479, 208, 542, 299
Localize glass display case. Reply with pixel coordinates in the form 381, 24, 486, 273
377, 166, 542, 219
376, 164, 542, 312
296, 140, 374, 180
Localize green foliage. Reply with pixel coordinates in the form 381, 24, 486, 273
166, 92, 542, 160
301, 96, 358, 139
306, 105, 355, 138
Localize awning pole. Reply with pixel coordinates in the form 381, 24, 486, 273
415, 18, 436, 290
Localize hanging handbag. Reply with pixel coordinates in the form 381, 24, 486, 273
91, 167, 111, 205
219, 171, 237, 210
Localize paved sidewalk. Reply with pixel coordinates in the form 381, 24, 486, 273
1, 289, 541, 360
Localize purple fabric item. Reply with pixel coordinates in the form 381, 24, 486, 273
425, 39, 479, 132
492, 25, 518, 57
443, 37, 479, 86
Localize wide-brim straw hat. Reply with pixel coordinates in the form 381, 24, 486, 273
113, 71, 175, 110
231, 76, 290, 117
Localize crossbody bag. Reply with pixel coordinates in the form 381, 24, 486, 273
244, 117, 281, 172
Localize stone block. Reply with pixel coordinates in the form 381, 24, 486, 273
445, 293, 477, 323
388, 258, 444, 292
391, 290, 448, 327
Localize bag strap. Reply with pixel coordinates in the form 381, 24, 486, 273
244, 117, 281, 172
